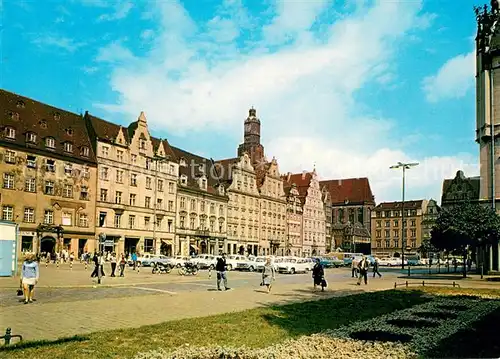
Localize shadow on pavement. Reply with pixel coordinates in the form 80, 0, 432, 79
258, 290, 430, 338
0, 335, 89, 353
397, 275, 467, 280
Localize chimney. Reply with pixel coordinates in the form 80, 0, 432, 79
302, 170, 307, 180
287, 172, 291, 182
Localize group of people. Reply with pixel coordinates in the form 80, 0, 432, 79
214, 253, 328, 293
90, 252, 128, 278
351, 255, 382, 285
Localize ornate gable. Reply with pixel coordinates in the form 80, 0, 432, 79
129, 111, 154, 157
115, 127, 127, 146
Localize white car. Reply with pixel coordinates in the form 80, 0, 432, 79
225, 255, 248, 271
378, 257, 408, 267
193, 254, 217, 269
303, 258, 315, 271
171, 256, 191, 267
277, 257, 309, 274
248, 256, 266, 272
143, 255, 173, 267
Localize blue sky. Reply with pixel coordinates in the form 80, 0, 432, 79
1, 0, 484, 202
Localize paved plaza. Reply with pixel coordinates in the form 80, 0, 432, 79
1, 262, 498, 342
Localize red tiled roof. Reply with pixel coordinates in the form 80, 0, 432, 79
214, 157, 239, 182
282, 172, 313, 204
320, 178, 375, 205
0, 89, 97, 164
374, 200, 424, 210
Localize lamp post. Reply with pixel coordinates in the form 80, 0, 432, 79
390, 161, 419, 269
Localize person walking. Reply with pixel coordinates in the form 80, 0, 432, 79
99, 252, 106, 277
351, 256, 358, 278
312, 259, 326, 291
372, 257, 382, 278
131, 252, 138, 271
215, 253, 229, 291
110, 253, 117, 277
119, 254, 126, 277
21, 253, 39, 304
261, 257, 275, 293
357, 256, 369, 285
90, 251, 99, 278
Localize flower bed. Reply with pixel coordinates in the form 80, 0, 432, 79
134, 297, 500, 359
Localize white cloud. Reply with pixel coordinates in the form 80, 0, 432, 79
95, 40, 135, 63
93, 0, 478, 202
97, 1, 133, 22
32, 34, 86, 52
422, 51, 475, 103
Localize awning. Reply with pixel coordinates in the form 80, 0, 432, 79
190, 245, 199, 250
161, 239, 173, 245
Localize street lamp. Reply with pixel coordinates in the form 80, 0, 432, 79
390, 161, 419, 269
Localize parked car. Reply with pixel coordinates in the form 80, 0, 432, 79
192, 254, 217, 269
247, 256, 266, 272
143, 255, 173, 267
277, 257, 309, 274
171, 256, 191, 268
378, 257, 408, 267
225, 255, 248, 271
303, 257, 315, 271
129, 253, 154, 267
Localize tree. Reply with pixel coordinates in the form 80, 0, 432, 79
418, 238, 438, 259
431, 202, 500, 277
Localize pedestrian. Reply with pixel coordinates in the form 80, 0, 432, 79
21, 253, 39, 304
215, 253, 229, 291
351, 256, 358, 278
110, 253, 117, 277
99, 252, 106, 277
373, 257, 382, 278
119, 254, 126, 277
132, 252, 138, 270
312, 259, 326, 291
91, 251, 99, 278
357, 255, 369, 285
261, 257, 275, 293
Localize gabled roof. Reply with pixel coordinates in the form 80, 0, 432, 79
282, 172, 313, 205
320, 178, 375, 205
0, 89, 96, 164
172, 146, 227, 198
214, 157, 239, 183
441, 170, 480, 205
374, 200, 424, 210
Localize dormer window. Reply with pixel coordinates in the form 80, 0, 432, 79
26, 132, 36, 143
180, 175, 188, 185
46, 137, 56, 149
139, 138, 146, 150
200, 177, 207, 190
218, 185, 225, 195
10, 112, 19, 121
16, 100, 25, 108
5, 127, 16, 139
54, 112, 61, 120
180, 158, 187, 167
39, 120, 47, 129
80, 146, 90, 157
65, 128, 74, 136
64, 142, 73, 153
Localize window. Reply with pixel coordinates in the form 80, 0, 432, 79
100, 189, 108, 201
411, 220, 416, 227
376, 220, 381, 228
156, 198, 163, 209
219, 205, 224, 216
146, 158, 152, 170
168, 200, 174, 211
394, 220, 399, 227
113, 170, 122, 183
2, 206, 13, 221
81, 146, 90, 157
385, 230, 390, 238
79, 213, 89, 227
180, 175, 187, 185
128, 215, 135, 229
394, 240, 399, 248
376, 230, 381, 238
146, 177, 152, 189
156, 216, 162, 229
168, 219, 173, 232
26, 132, 36, 143
63, 184, 73, 198
411, 229, 416, 237
5, 150, 15, 164
25, 178, 36, 192
80, 186, 89, 200
130, 173, 137, 186
45, 137, 55, 149
3, 173, 14, 189
5, 127, 15, 139
210, 218, 215, 232
411, 239, 417, 248
39, 120, 47, 129
140, 138, 146, 150
45, 159, 55, 172
180, 197, 186, 209
385, 240, 390, 248
114, 214, 121, 228
144, 216, 151, 229
190, 199, 196, 210
169, 164, 175, 174
385, 220, 390, 227
157, 179, 163, 191
101, 146, 109, 157
115, 191, 122, 204
54, 112, 61, 120
82, 166, 90, 178
168, 182, 174, 193
210, 203, 215, 214
393, 229, 399, 237
100, 167, 109, 180
357, 208, 363, 223
180, 215, 185, 228
44, 210, 54, 224
116, 150, 124, 162
64, 142, 73, 153
99, 212, 107, 227
129, 193, 136, 206
64, 163, 73, 175
27, 155, 36, 168
189, 217, 195, 229
145, 196, 151, 208
62, 212, 72, 226
24, 208, 35, 223
44, 180, 54, 195
200, 217, 206, 229
131, 154, 137, 164
201, 178, 207, 189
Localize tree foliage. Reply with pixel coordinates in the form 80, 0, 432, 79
418, 238, 437, 257
431, 202, 500, 253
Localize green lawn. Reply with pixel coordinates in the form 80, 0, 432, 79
0, 290, 429, 359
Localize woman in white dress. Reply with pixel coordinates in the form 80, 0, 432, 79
21, 253, 39, 304
262, 257, 276, 293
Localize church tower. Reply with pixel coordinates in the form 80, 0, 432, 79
475, 1, 500, 209
237, 108, 265, 167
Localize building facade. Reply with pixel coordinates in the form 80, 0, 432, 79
172, 147, 228, 256
320, 178, 375, 254
440, 170, 480, 211
283, 170, 326, 256
421, 199, 440, 249
216, 153, 260, 255
371, 200, 427, 258
0, 89, 98, 256
322, 187, 333, 253
84, 112, 178, 256
284, 182, 303, 257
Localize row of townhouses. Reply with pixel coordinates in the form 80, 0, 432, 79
0, 89, 442, 259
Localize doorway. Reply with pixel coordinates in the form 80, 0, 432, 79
160, 242, 172, 256
78, 239, 87, 257
41, 237, 56, 254
124, 237, 139, 256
